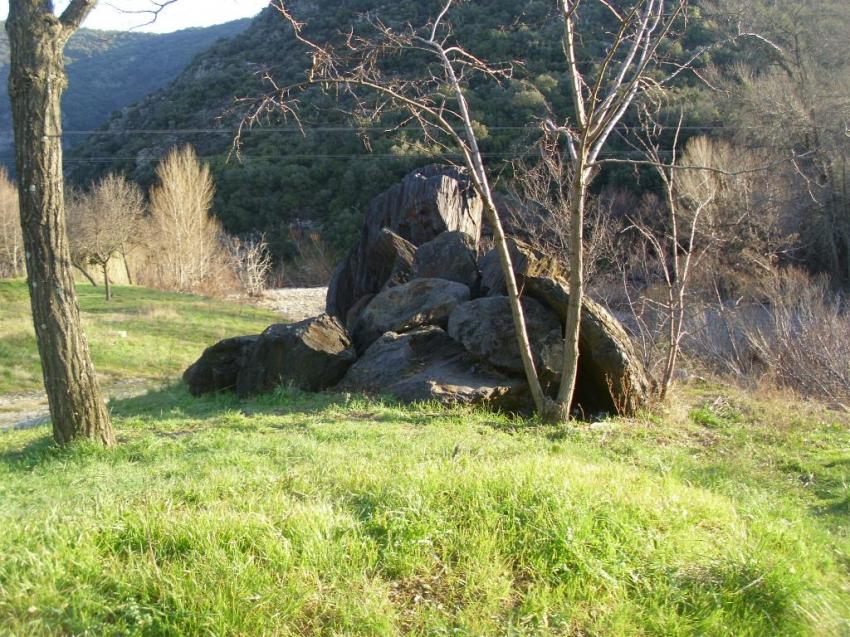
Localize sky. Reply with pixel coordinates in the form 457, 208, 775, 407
0, 0, 270, 33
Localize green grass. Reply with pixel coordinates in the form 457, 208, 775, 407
0, 384, 848, 635
0, 280, 279, 395
1, 280, 848, 634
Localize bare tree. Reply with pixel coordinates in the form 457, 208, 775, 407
5, 0, 180, 445
543, 0, 688, 419
625, 116, 716, 399
0, 168, 24, 278
67, 174, 145, 301
253, 0, 690, 420
227, 233, 273, 296
146, 145, 224, 293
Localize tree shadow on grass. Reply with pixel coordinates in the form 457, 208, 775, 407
0, 435, 60, 469
109, 382, 441, 432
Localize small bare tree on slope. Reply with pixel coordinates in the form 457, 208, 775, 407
67, 174, 145, 301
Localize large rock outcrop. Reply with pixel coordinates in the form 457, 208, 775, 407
413, 230, 480, 290
447, 296, 563, 377
352, 278, 471, 352
339, 327, 529, 409
236, 314, 356, 397
185, 167, 651, 417
326, 165, 483, 320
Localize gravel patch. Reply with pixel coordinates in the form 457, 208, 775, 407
255, 287, 328, 322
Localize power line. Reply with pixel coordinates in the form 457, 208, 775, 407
53, 123, 850, 136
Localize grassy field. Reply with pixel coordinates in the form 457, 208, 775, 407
0, 282, 848, 635
0, 280, 279, 395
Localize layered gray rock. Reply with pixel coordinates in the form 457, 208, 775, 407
413, 230, 480, 290
479, 238, 563, 296
525, 276, 651, 416
327, 165, 483, 320
183, 335, 259, 396
340, 326, 529, 409
447, 296, 563, 377
367, 228, 417, 290
236, 314, 356, 397
352, 278, 471, 352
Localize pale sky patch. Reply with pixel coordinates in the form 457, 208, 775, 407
0, 0, 270, 33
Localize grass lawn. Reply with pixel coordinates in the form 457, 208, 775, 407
0, 281, 848, 634
0, 280, 279, 395
0, 383, 848, 635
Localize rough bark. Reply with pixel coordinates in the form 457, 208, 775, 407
555, 169, 588, 420
6, 1, 114, 446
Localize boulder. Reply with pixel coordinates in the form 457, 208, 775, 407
352, 278, 471, 351
345, 294, 375, 333
339, 326, 529, 409
183, 335, 259, 396
525, 276, 651, 416
236, 314, 356, 397
327, 165, 483, 320
368, 228, 417, 290
447, 296, 563, 377
413, 230, 480, 290
479, 238, 563, 296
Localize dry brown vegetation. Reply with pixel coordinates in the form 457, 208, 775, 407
0, 168, 23, 279
67, 174, 145, 300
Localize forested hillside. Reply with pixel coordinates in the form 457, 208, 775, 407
0, 18, 250, 168
66, 1, 710, 257
67, 0, 850, 279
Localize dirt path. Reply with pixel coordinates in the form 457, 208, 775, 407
0, 379, 158, 432
1, 288, 330, 432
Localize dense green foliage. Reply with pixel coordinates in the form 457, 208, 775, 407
63, 0, 850, 280
0, 280, 277, 394
1, 382, 848, 634
0, 19, 250, 169
67, 1, 723, 258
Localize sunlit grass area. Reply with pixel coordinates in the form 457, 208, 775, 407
0, 280, 279, 394
0, 383, 847, 635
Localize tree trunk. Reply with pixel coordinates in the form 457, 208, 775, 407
102, 261, 112, 301
122, 251, 134, 286
73, 261, 98, 287
6, 3, 114, 447
554, 165, 588, 420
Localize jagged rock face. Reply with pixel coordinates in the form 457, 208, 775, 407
448, 296, 563, 377
235, 314, 356, 397
366, 229, 417, 291
183, 335, 259, 396
326, 165, 483, 320
339, 326, 529, 409
413, 230, 481, 291
525, 276, 652, 416
479, 238, 564, 296
352, 278, 471, 352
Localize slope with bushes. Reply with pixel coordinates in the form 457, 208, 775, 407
0, 18, 250, 169
66, 0, 722, 259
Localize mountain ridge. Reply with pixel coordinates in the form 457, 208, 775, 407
0, 18, 252, 169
